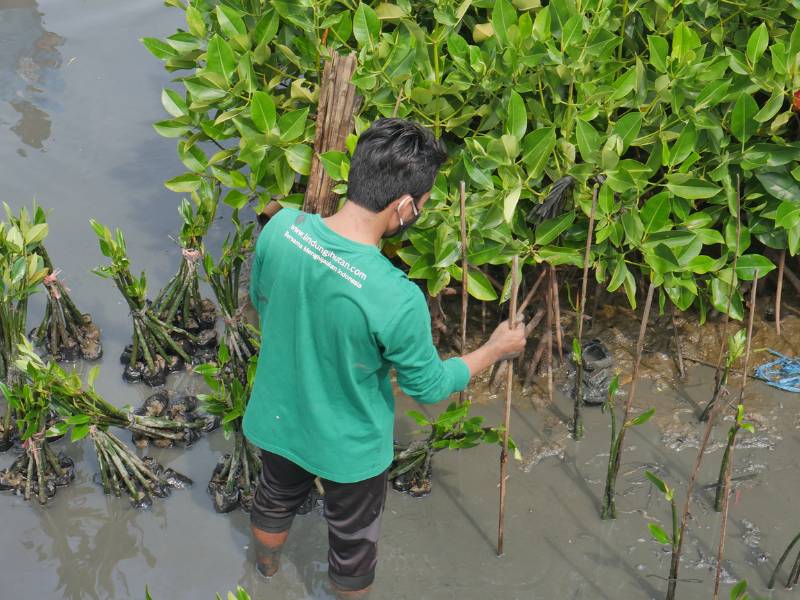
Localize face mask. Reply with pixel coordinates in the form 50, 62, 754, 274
382, 197, 420, 239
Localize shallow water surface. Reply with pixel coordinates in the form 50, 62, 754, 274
2, 2, 800, 600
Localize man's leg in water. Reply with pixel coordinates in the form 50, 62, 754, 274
250, 450, 316, 578
322, 470, 389, 599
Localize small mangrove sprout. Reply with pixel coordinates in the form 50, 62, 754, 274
391, 400, 518, 498
644, 471, 679, 567
197, 344, 261, 513
600, 375, 655, 519
152, 197, 217, 351
91, 220, 197, 386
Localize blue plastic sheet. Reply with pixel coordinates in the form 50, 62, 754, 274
754, 350, 800, 393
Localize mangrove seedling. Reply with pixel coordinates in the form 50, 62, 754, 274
0, 370, 75, 504
769, 532, 800, 589
146, 585, 252, 600
700, 329, 746, 422
0, 203, 49, 450
203, 213, 259, 373
600, 375, 655, 519
15, 342, 203, 446
391, 400, 519, 498
91, 219, 197, 386
601, 281, 655, 519
152, 197, 217, 348
197, 344, 261, 513
33, 245, 102, 362
644, 471, 680, 578
714, 405, 756, 512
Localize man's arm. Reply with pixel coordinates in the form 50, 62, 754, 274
379, 289, 525, 404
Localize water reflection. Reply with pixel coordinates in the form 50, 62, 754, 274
0, 0, 64, 151
24, 488, 158, 600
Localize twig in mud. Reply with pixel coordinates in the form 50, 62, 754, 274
600, 281, 655, 519
713, 271, 760, 600
459, 181, 469, 404
497, 255, 520, 557
572, 184, 598, 440
545, 275, 554, 405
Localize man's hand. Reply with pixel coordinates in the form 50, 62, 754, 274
461, 319, 526, 378
486, 319, 527, 362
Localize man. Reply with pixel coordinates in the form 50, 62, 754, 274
243, 118, 526, 599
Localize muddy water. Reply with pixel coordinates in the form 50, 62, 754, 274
3, 2, 800, 599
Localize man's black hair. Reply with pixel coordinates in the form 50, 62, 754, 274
347, 118, 447, 213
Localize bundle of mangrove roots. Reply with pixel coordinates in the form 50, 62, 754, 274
208, 431, 262, 513
131, 391, 217, 449
205, 217, 259, 373
33, 247, 102, 361
0, 437, 74, 504
152, 247, 217, 357
90, 427, 191, 509
91, 220, 200, 386
390, 401, 514, 498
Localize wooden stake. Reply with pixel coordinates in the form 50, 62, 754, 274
302, 53, 359, 216
459, 181, 469, 405
497, 255, 520, 557
573, 185, 598, 439
545, 278, 554, 405
776, 249, 785, 336
550, 266, 563, 362
713, 271, 759, 600
671, 305, 686, 380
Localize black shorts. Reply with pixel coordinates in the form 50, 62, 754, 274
251, 450, 388, 591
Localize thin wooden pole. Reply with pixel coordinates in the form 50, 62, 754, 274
497, 255, 520, 557
671, 305, 686, 379
545, 277, 554, 405
459, 181, 469, 405
776, 249, 785, 336
713, 271, 759, 600
550, 266, 563, 362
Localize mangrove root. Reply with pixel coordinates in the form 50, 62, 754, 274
131, 391, 215, 449
390, 440, 433, 498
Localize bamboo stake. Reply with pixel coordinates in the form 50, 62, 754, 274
573, 185, 598, 439
497, 255, 520, 557
712, 271, 759, 600
776, 249, 785, 336
459, 181, 469, 405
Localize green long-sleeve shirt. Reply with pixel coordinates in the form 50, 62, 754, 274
242, 208, 470, 483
